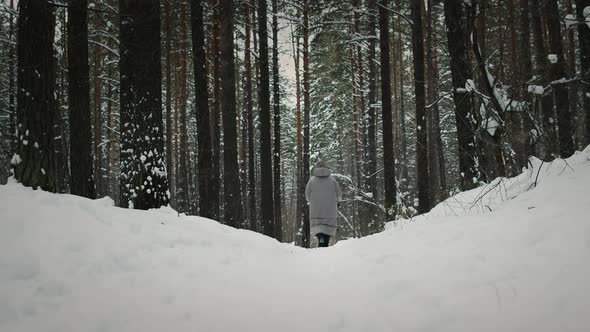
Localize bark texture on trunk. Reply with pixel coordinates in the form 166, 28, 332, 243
577, 0, 590, 145
220, 0, 243, 227
545, 0, 575, 158
412, 0, 430, 214
119, 0, 168, 209
68, 0, 95, 199
15, 0, 56, 192
443, 0, 479, 190
272, 0, 283, 241
379, 0, 396, 220
190, 0, 215, 219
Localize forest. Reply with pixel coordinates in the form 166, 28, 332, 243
0, 0, 589, 247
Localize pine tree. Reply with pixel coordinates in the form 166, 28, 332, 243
425, 0, 446, 205
211, 0, 222, 221
531, 0, 558, 159
119, 0, 168, 209
177, 0, 191, 211
220, 0, 243, 227
302, 0, 311, 246
67, 0, 95, 199
379, 0, 396, 220
443, 0, 479, 190
243, 0, 258, 230
164, 0, 175, 207
577, 0, 590, 145
411, 0, 430, 213
14, 0, 56, 192
258, 0, 275, 237
365, 0, 380, 232
190, 0, 215, 219
544, 0, 574, 158
271, 0, 283, 241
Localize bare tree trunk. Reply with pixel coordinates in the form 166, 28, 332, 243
243, 0, 258, 230
119, 0, 168, 209
577, 0, 590, 145
364, 0, 380, 232
425, 0, 446, 206
443, 0, 479, 190
411, 0, 430, 213
302, 0, 311, 247
164, 0, 176, 208
177, 0, 190, 212
545, 0, 575, 158
258, 0, 275, 237
531, 0, 558, 160
190, 0, 215, 219
54, 10, 70, 194
470, 2, 507, 179
211, 0, 222, 220
292, 29, 304, 245
353, 0, 365, 192
564, 0, 580, 148
379, 0, 396, 220
68, 0, 96, 199
14, 0, 56, 191
93, 11, 103, 196
220, 0, 243, 227
396, 0, 409, 194
518, 0, 534, 159
271, 0, 283, 241
8, 0, 16, 165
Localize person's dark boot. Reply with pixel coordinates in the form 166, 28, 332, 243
317, 233, 330, 247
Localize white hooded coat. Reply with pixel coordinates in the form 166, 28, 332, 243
305, 161, 342, 237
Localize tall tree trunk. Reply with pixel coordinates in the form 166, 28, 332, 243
190, 0, 215, 219
545, 0, 575, 158
243, 0, 257, 230
518, 0, 534, 158
8, 0, 16, 161
504, 0, 528, 175
119, 0, 168, 209
531, 0, 558, 160
292, 30, 304, 245
302, 0, 311, 247
106, 64, 116, 202
443, 0, 479, 190
68, 0, 95, 199
364, 0, 380, 233
271, 0, 283, 241
353, 0, 365, 192
92, 9, 103, 196
577, 0, 590, 145
220, 0, 243, 227
177, 0, 190, 211
54, 10, 70, 194
411, 0, 430, 213
164, 0, 175, 207
258, 0, 275, 237
379, 0, 396, 220
425, 0, 445, 206
470, 1, 507, 179
349, 26, 359, 235
396, 0, 409, 195
211, 1, 222, 220
14, 0, 56, 191
565, 0, 579, 148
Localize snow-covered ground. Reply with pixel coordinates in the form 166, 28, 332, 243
1, 148, 590, 332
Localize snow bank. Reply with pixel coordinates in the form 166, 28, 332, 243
1, 148, 590, 332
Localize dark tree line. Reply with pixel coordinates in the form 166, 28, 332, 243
2, 0, 590, 247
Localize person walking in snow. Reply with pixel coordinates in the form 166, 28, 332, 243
305, 160, 342, 247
